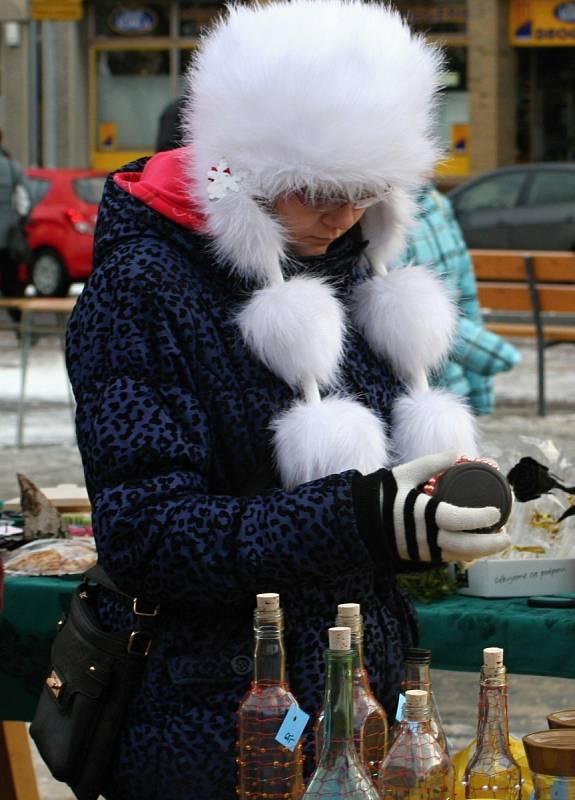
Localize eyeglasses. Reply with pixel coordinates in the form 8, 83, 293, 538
293, 186, 391, 212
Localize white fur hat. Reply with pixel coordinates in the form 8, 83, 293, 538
183, 0, 444, 283
180, 1, 479, 489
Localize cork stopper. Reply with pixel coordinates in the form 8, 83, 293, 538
483, 647, 504, 668
547, 710, 575, 730
329, 626, 351, 651
336, 603, 361, 633
523, 730, 575, 777
337, 603, 360, 619
256, 593, 280, 611
405, 689, 429, 721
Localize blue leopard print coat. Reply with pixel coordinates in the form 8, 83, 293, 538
66, 160, 418, 800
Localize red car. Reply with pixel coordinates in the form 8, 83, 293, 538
24, 168, 108, 296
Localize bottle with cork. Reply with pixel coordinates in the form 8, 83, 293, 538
302, 626, 380, 799
315, 602, 388, 784
236, 592, 304, 800
463, 647, 521, 799
394, 647, 449, 755
379, 688, 455, 799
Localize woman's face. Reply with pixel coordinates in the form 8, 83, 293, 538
272, 193, 367, 257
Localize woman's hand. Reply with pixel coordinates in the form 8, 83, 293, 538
354, 451, 511, 564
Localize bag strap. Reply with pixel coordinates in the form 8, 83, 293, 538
83, 564, 160, 662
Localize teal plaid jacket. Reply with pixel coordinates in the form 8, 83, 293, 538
395, 186, 520, 415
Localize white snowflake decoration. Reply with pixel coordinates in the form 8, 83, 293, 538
207, 158, 246, 200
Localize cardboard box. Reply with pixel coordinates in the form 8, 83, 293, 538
459, 557, 575, 598
3, 484, 90, 513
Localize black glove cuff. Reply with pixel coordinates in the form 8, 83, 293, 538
351, 469, 398, 567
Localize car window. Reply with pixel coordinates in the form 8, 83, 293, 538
455, 173, 525, 215
526, 171, 575, 206
27, 177, 51, 205
73, 177, 107, 205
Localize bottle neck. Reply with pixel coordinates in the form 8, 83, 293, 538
404, 661, 431, 690
475, 670, 511, 754
319, 649, 355, 759
253, 609, 286, 684
335, 615, 365, 675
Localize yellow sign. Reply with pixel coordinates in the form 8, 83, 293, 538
98, 122, 118, 152
510, 0, 575, 45
31, 0, 83, 21
451, 123, 469, 156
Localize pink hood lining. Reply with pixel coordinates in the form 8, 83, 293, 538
113, 148, 207, 232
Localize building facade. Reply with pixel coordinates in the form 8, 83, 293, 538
1, 0, 574, 178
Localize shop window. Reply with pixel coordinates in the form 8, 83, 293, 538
178, 1, 224, 37
95, 1, 170, 38
526, 171, 575, 206
435, 46, 469, 158
456, 173, 525, 214
393, 1, 466, 34
96, 49, 170, 150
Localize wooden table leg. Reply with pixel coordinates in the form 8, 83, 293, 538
0, 722, 40, 800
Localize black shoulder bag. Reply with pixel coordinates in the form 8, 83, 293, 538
30, 566, 160, 800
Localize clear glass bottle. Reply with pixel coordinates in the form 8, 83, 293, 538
379, 688, 455, 799
315, 603, 388, 783
236, 593, 304, 800
464, 647, 521, 800
394, 647, 449, 755
303, 627, 380, 800
523, 729, 575, 800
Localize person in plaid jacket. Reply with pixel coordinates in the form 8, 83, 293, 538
396, 184, 521, 415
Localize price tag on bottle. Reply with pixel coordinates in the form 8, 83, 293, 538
275, 703, 310, 752
395, 692, 406, 722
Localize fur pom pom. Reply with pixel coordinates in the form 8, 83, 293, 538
237, 276, 345, 389
361, 189, 419, 269
271, 396, 391, 489
391, 388, 479, 464
351, 266, 457, 382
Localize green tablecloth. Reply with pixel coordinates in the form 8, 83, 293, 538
415, 593, 575, 679
1, 577, 574, 722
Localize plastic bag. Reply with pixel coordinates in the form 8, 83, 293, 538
3, 537, 97, 576
484, 437, 575, 561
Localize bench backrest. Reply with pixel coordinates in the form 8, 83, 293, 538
470, 250, 575, 314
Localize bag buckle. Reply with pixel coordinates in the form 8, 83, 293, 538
128, 631, 153, 657
46, 670, 63, 698
132, 598, 159, 618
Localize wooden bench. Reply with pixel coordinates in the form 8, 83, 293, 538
470, 250, 575, 416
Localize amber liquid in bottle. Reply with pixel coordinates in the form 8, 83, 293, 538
379, 689, 455, 800
236, 593, 304, 800
464, 647, 521, 800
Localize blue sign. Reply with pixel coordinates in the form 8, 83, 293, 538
109, 7, 158, 35
555, 3, 575, 23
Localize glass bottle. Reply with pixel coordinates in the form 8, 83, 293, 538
315, 603, 388, 783
523, 729, 575, 800
379, 688, 455, 799
237, 593, 304, 800
302, 627, 380, 800
463, 647, 521, 800
394, 647, 449, 755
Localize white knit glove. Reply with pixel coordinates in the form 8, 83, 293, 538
380, 451, 511, 563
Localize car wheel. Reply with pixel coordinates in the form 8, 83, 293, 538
31, 249, 71, 297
